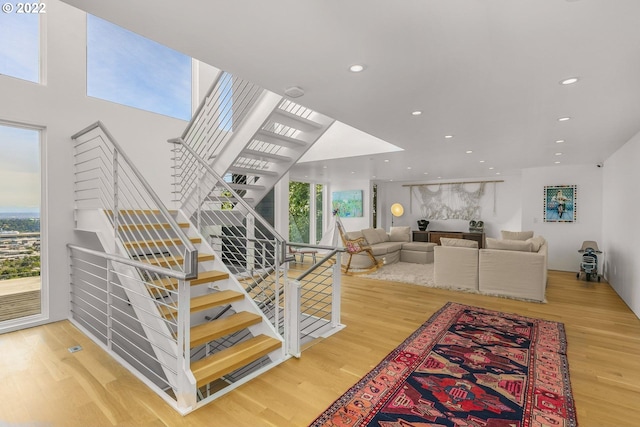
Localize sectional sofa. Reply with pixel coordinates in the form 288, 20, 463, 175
434, 231, 548, 302
342, 226, 436, 268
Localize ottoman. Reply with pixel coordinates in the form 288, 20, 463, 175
400, 242, 437, 264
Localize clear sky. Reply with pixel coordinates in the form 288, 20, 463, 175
0, 1, 39, 83
87, 15, 192, 121
0, 125, 40, 213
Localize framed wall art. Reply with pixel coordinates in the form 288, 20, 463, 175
332, 190, 363, 217
544, 185, 576, 223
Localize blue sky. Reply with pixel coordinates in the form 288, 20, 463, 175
0, 1, 39, 82
0, 125, 40, 213
87, 15, 192, 121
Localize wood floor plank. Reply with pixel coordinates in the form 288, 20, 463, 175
1, 270, 639, 426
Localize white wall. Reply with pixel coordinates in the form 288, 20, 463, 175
0, 0, 195, 330
375, 175, 522, 238
602, 131, 640, 318
329, 178, 371, 231
520, 165, 603, 272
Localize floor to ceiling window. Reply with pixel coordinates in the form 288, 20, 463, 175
289, 181, 324, 244
0, 124, 41, 323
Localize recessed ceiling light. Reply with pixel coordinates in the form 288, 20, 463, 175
444, 135, 454, 139
349, 64, 365, 73
411, 111, 422, 116
479, 160, 485, 163
407, 166, 412, 170
489, 167, 495, 170
465, 150, 473, 154
423, 172, 429, 175
322, 165, 328, 169
390, 179, 393, 182
384, 159, 390, 162
437, 176, 442, 179
351, 171, 355, 174
555, 152, 563, 156
555, 161, 561, 164
496, 172, 501, 175
558, 117, 571, 122
304, 175, 308, 178
555, 140, 565, 144
560, 77, 579, 85
372, 175, 376, 179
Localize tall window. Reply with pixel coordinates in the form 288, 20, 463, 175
0, 124, 41, 323
289, 181, 324, 244
0, 1, 40, 83
87, 15, 192, 120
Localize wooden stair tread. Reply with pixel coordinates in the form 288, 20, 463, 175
159, 290, 244, 318
191, 335, 282, 387
124, 237, 201, 249
144, 253, 214, 268
118, 222, 190, 231
148, 270, 229, 295
190, 312, 262, 348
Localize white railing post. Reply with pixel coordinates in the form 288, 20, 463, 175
331, 252, 342, 328
246, 213, 255, 273
106, 259, 114, 351
285, 279, 301, 358
112, 149, 119, 238
176, 278, 196, 411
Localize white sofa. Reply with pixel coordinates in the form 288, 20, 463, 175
433, 231, 548, 302
479, 234, 548, 302
342, 226, 436, 268
434, 238, 479, 291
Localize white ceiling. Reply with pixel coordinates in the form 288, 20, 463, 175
62, 0, 640, 183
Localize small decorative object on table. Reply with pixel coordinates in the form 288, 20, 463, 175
468, 219, 484, 233
417, 219, 429, 231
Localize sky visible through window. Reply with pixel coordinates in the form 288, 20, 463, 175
0, 124, 40, 215
0, 1, 39, 83
87, 15, 192, 121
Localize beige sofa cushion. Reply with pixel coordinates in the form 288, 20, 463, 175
527, 235, 546, 252
389, 226, 411, 242
486, 238, 533, 252
375, 228, 390, 242
440, 237, 478, 249
362, 228, 382, 245
344, 230, 364, 241
434, 246, 479, 290
501, 230, 534, 241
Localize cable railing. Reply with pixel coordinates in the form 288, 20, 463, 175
169, 139, 287, 331
68, 244, 196, 412
72, 122, 198, 279
175, 72, 264, 208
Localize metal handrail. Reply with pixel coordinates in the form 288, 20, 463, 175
180, 71, 225, 140
67, 244, 188, 280
169, 137, 286, 249
72, 121, 198, 279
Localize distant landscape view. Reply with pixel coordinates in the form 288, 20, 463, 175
0, 124, 41, 322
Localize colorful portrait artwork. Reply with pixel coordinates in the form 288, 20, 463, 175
544, 185, 577, 223
332, 190, 363, 217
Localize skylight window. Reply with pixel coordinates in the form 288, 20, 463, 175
87, 15, 192, 121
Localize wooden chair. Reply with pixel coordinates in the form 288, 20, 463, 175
336, 221, 382, 275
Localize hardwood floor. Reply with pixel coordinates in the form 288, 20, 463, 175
1, 270, 639, 426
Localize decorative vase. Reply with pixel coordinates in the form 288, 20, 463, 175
417, 220, 429, 231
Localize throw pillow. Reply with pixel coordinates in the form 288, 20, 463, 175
501, 230, 534, 241
361, 228, 382, 245
389, 226, 411, 242
375, 228, 390, 242
440, 237, 478, 249
527, 235, 546, 252
486, 237, 533, 252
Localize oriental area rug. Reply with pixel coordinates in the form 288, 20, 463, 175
310, 302, 577, 427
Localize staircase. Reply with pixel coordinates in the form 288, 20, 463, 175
67, 71, 342, 415
174, 71, 334, 210
70, 123, 286, 413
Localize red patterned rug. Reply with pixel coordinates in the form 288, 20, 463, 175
310, 302, 577, 427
